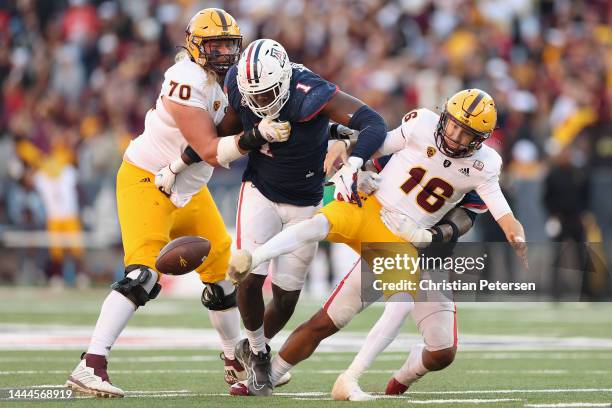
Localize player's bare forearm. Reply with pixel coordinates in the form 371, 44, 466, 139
323, 91, 365, 126
497, 213, 525, 242
162, 96, 221, 166
497, 213, 528, 269
216, 105, 244, 136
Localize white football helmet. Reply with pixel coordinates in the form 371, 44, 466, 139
237, 39, 292, 119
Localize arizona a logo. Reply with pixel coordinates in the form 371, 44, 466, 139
427, 146, 436, 158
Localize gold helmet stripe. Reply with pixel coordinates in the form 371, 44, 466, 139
213, 8, 229, 32
465, 90, 485, 115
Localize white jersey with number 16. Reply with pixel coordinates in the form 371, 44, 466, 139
374, 108, 511, 229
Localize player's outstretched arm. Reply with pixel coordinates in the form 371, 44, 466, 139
496, 213, 528, 269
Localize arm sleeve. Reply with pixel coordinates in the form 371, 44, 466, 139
475, 165, 512, 221
349, 104, 387, 161
376, 125, 407, 156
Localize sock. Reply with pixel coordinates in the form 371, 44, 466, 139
264, 337, 271, 345
87, 290, 136, 356
345, 294, 413, 379
395, 344, 428, 386
251, 214, 329, 268
246, 325, 266, 354
87, 268, 157, 357
270, 355, 293, 386
208, 308, 241, 360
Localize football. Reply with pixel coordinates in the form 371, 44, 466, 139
155, 236, 211, 275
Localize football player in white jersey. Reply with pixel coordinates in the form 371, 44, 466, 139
66, 9, 291, 398
228, 89, 528, 397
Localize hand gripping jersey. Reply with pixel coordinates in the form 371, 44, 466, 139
124, 56, 228, 203
225, 63, 339, 206
375, 108, 511, 228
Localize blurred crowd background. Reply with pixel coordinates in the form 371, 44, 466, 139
0, 0, 610, 294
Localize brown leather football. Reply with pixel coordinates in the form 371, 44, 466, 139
155, 236, 211, 275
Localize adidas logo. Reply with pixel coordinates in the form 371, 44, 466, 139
459, 168, 470, 176
140, 177, 151, 183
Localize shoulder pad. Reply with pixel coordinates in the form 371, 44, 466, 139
286, 65, 338, 122
162, 59, 210, 109
224, 64, 242, 111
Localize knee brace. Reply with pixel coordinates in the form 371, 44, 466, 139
111, 265, 161, 308
201, 281, 237, 311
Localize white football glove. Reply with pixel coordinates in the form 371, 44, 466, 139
357, 170, 381, 195
380, 207, 433, 248
155, 158, 188, 195
258, 118, 291, 143
326, 156, 363, 206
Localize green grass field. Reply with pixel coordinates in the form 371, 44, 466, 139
1, 288, 611, 407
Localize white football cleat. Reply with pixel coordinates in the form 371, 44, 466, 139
228, 250, 253, 284
66, 353, 124, 398
274, 371, 292, 388
331, 372, 375, 401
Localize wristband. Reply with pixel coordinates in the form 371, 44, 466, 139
238, 127, 267, 150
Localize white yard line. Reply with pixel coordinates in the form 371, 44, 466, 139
19, 386, 612, 396
524, 404, 612, 408
2, 351, 612, 364
0, 325, 611, 351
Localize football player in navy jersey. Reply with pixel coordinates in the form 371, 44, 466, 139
156, 39, 388, 396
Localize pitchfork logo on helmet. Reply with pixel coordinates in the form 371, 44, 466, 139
435, 89, 497, 158
237, 39, 292, 119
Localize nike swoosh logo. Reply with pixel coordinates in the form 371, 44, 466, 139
248, 365, 265, 391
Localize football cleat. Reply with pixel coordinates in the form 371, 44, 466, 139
65, 353, 124, 398
220, 352, 247, 385
229, 371, 289, 397
385, 377, 409, 395
233, 338, 272, 396
331, 372, 374, 401
228, 250, 253, 284
229, 380, 249, 396
274, 371, 292, 388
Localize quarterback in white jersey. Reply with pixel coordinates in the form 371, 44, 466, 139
374, 107, 510, 229
227, 89, 528, 398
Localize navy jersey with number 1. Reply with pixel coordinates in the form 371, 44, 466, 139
225, 63, 339, 207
